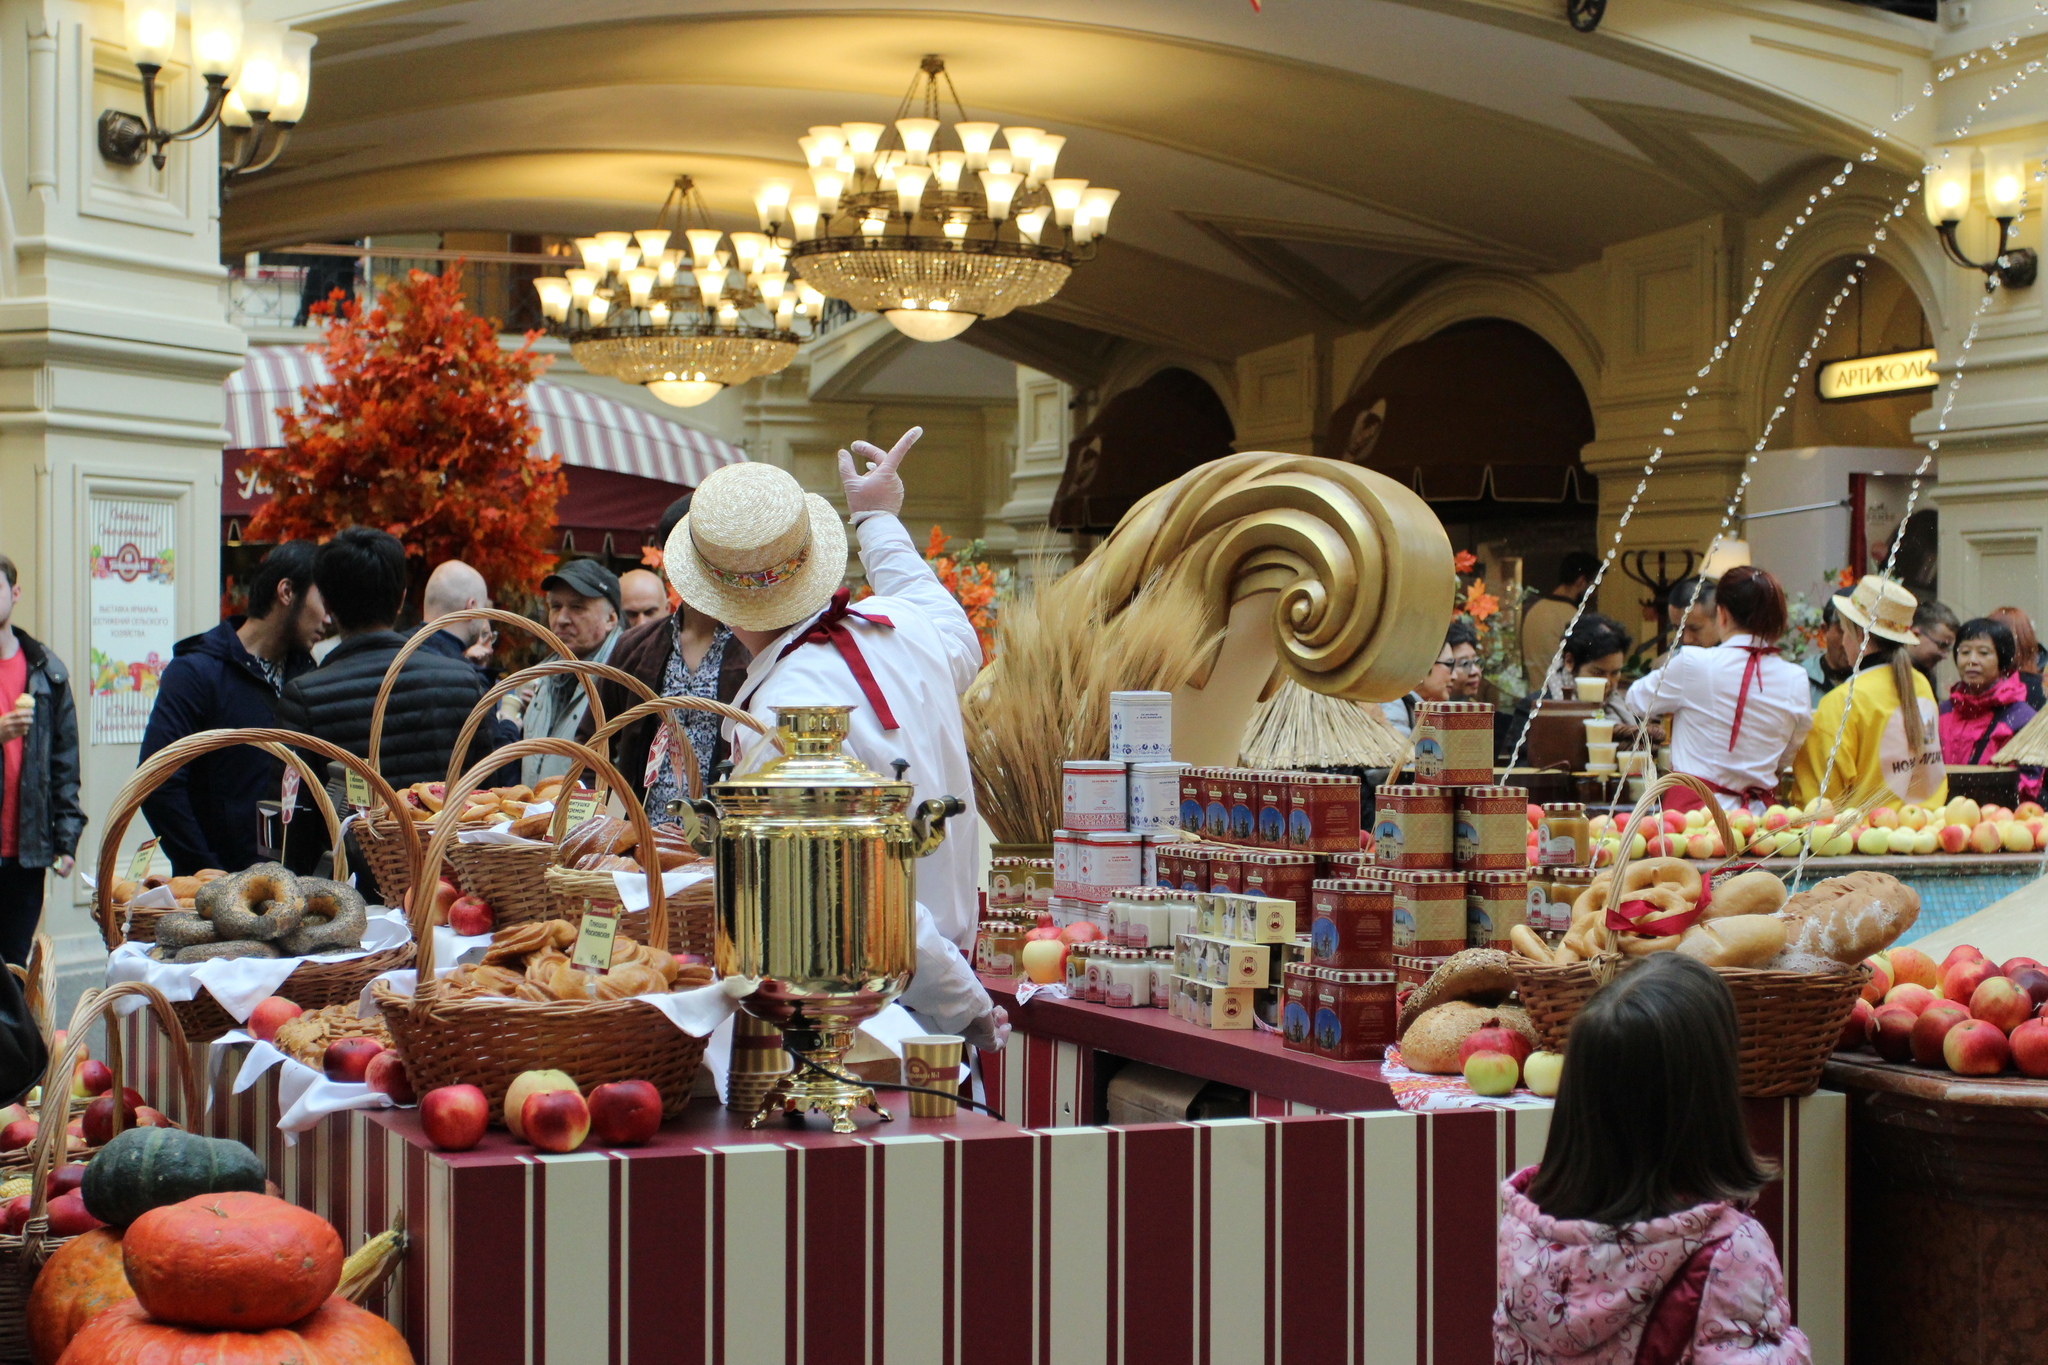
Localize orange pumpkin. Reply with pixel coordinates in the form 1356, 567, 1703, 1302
122, 1193, 342, 1331
28, 1230, 131, 1365
52, 1296, 411, 1365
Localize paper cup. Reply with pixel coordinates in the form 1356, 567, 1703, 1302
725, 1013, 792, 1113
902, 1035, 965, 1118
1586, 742, 1619, 766
1582, 717, 1616, 745
1621, 751, 1653, 776
1574, 677, 1607, 705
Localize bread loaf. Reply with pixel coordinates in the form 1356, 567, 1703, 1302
1779, 871, 1920, 964
1395, 948, 1519, 1037
650, 826, 699, 870
1706, 870, 1788, 920
1674, 914, 1787, 968
1399, 1001, 1538, 1075
559, 814, 633, 866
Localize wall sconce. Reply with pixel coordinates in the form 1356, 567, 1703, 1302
1924, 143, 2039, 289
220, 26, 316, 189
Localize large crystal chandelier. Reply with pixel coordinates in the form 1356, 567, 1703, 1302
763, 55, 1119, 342
530, 177, 813, 407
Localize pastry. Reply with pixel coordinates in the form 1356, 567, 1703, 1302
205, 865, 306, 942
277, 879, 368, 956
1396, 948, 1519, 1038
1674, 914, 1787, 968
559, 815, 633, 866
1705, 869, 1788, 920
1778, 871, 1920, 963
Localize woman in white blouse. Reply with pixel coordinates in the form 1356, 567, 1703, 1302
1624, 566, 1812, 812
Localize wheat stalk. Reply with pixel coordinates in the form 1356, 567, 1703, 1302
1239, 679, 1411, 770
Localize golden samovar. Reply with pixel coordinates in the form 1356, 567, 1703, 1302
681, 705, 963, 1133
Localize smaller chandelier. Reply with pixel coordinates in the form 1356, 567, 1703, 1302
766, 55, 1119, 342
531, 176, 812, 407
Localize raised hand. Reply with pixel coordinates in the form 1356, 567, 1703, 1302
836, 426, 923, 517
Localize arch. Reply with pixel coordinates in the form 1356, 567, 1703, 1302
1093, 346, 1240, 427
1337, 270, 1606, 413
1049, 367, 1237, 532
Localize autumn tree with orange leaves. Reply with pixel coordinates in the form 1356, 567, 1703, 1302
246, 267, 564, 600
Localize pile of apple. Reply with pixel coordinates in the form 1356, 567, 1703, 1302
1840, 942, 2048, 1076
0, 1160, 104, 1235
1020, 912, 1102, 984
1577, 795, 2048, 866
416, 1072, 663, 1154
1456, 1020, 1565, 1099
247, 995, 417, 1106
422, 878, 497, 936
0, 1042, 174, 1157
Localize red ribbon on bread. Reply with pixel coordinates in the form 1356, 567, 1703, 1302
1606, 875, 1713, 938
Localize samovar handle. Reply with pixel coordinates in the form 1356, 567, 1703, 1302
910, 795, 967, 858
672, 760, 732, 855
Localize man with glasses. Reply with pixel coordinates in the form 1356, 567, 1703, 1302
1381, 620, 1482, 738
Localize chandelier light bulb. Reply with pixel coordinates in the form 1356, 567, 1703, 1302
586, 296, 611, 324
884, 305, 978, 342
955, 121, 998, 169
274, 30, 316, 123
1047, 178, 1089, 227
533, 277, 571, 322
896, 117, 941, 165
943, 219, 968, 240
1923, 157, 1973, 224
729, 231, 770, 272
649, 377, 723, 407
776, 297, 797, 328
756, 181, 792, 229
618, 245, 641, 273
799, 284, 826, 313
190, 0, 245, 79
798, 135, 825, 168
808, 125, 846, 159
566, 269, 600, 301
123, 0, 178, 69
843, 122, 886, 170
978, 171, 1023, 220
635, 228, 672, 261
594, 231, 633, 269
234, 20, 286, 114
655, 251, 679, 285
1071, 210, 1096, 245
694, 268, 727, 305
758, 246, 788, 275
861, 215, 888, 237
934, 151, 965, 191
685, 228, 724, 267
894, 164, 931, 215
1014, 205, 1050, 244
1985, 144, 2029, 215
625, 268, 657, 306
789, 196, 821, 241
985, 150, 1014, 176
1002, 127, 1044, 166
718, 303, 740, 328
649, 302, 670, 324
758, 271, 789, 302
1029, 134, 1065, 188
836, 152, 856, 176
810, 169, 844, 215
575, 237, 606, 269
220, 88, 253, 128
1079, 186, 1120, 236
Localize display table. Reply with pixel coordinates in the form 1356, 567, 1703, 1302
1822, 1054, 2048, 1365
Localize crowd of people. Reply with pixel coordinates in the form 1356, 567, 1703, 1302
1385, 548, 2048, 814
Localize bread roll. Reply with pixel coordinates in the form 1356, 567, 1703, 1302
507, 809, 554, 840
1620, 857, 1703, 904
1509, 925, 1552, 963
1399, 1001, 1539, 1075
1706, 870, 1788, 921
650, 826, 699, 870
559, 815, 633, 865
1396, 948, 1519, 1037
1675, 914, 1787, 968
1780, 871, 1920, 963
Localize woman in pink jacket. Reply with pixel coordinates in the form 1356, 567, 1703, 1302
1495, 954, 1811, 1365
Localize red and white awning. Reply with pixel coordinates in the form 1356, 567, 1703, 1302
224, 346, 746, 488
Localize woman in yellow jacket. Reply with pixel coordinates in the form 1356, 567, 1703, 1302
1792, 575, 1947, 809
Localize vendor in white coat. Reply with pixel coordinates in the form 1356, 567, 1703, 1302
666, 430, 1006, 1051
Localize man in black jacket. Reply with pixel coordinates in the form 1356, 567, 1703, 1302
139, 541, 325, 875
274, 530, 497, 896
0, 553, 84, 966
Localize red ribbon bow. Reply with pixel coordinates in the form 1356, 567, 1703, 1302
1606, 874, 1713, 938
1727, 642, 1780, 752
777, 587, 900, 730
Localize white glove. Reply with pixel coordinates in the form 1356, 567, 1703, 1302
836, 426, 922, 517
960, 1005, 1011, 1054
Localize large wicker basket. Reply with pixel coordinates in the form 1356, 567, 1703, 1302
1509, 773, 1868, 1097
94, 728, 422, 1045
0, 982, 200, 1362
373, 738, 711, 1122
356, 607, 585, 905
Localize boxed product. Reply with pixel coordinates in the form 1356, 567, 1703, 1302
1201, 770, 1231, 840
1062, 759, 1129, 832
1466, 870, 1529, 951
1174, 976, 1256, 1030
1109, 690, 1174, 761
1282, 964, 1320, 1053
1314, 969, 1397, 1060
1073, 831, 1144, 903
1454, 785, 1529, 872
1256, 772, 1290, 847
1412, 700, 1494, 786
1128, 761, 1186, 834
1227, 773, 1259, 844
1240, 850, 1318, 931
1177, 932, 1274, 988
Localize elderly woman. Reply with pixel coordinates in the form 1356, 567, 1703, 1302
1939, 616, 2041, 799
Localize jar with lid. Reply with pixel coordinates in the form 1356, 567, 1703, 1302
1538, 803, 1591, 868
1548, 867, 1597, 935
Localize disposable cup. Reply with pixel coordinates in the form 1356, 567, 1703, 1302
1583, 718, 1616, 745
902, 1035, 965, 1118
1586, 742, 1619, 766
1575, 677, 1607, 705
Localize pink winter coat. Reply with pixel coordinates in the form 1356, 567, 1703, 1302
1495, 1167, 1811, 1365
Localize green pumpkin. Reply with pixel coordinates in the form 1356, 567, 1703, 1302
80, 1129, 267, 1228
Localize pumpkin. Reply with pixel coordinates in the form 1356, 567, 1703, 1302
51, 1295, 410, 1365
123, 1193, 342, 1331
28, 1229, 130, 1365
80, 1129, 265, 1228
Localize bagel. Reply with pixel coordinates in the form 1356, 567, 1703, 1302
206, 864, 306, 942
165, 940, 281, 964
1396, 948, 1519, 1037
1508, 925, 1553, 963
277, 878, 369, 956
153, 912, 219, 951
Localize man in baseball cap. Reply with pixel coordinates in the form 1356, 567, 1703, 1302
523, 558, 624, 786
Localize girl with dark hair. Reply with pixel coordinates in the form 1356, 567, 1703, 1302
1940, 617, 2041, 798
1495, 955, 1809, 1365
1624, 565, 1810, 812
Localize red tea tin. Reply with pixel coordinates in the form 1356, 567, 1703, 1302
1413, 700, 1494, 786
1455, 785, 1529, 871
1287, 773, 1362, 854
1314, 969, 1396, 1061
1310, 878, 1394, 969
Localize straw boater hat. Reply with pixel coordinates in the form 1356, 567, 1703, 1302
1832, 573, 1918, 646
665, 463, 847, 632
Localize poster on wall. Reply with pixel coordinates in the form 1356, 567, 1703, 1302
87, 497, 176, 745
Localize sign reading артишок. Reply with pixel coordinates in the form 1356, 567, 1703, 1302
1816, 347, 1939, 402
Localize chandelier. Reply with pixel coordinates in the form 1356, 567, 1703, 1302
762, 55, 1119, 342
530, 177, 812, 407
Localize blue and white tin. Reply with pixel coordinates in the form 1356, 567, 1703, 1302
1127, 761, 1187, 833
1109, 690, 1174, 761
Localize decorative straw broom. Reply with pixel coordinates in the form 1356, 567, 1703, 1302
1238, 679, 1411, 771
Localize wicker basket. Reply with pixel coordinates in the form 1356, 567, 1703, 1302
373, 738, 712, 1122
1509, 773, 1868, 1097
359, 607, 585, 905
94, 728, 422, 1045
0, 982, 201, 1361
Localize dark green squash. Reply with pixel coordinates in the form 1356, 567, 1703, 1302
80, 1129, 266, 1228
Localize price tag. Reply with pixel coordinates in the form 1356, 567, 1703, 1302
280, 766, 300, 826
127, 838, 159, 882
565, 794, 600, 826
344, 770, 370, 810
571, 900, 620, 972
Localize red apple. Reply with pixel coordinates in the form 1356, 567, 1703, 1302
1458, 1019, 1534, 1072
0, 1119, 37, 1153
1839, 998, 1875, 1051
365, 1051, 416, 1105
521, 1089, 591, 1154
420, 1084, 490, 1151
587, 1080, 663, 1146
1884, 983, 1937, 1016
1943, 1018, 2012, 1075
1872, 1004, 1918, 1061
1890, 946, 1939, 989
1462, 1051, 1521, 1096
1527, 804, 1545, 827
0, 1195, 29, 1234
1937, 824, 1970, 854
74, 1060, 113, 1098
1971, 976, 2034, 1033
248, 996, 303, 1043
133, 1107, 175, 1129
2002, 957, 2043, 978
46, 1190, 104, 1236
1861, 958, 1893, 1005
2012, 966, 2048, 1009
1942, 944, 1988, 972
81, 1093, 137, 1147
408, 877, 462, 928
322, 1037, 385, 1083
1941, 958, 1998, 1006
44, 1164, 86, 1199
503, 1070, 578, 1138
2010, 1017, 2048, 1078
1910, 1002, 1972, 1066
119, 1087, 144, 1114
448, 894, 495, 937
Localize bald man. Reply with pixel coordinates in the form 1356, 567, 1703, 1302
618, 568, 669, 631
418, 558, 518, 782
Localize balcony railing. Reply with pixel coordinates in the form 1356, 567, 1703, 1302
223, 244, 554, 333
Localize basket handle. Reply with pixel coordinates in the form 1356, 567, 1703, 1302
1601, 773, 1737, 951
20, 935, 53, 1048
368, 608, 579, 782
577, 696, 769, 813
410, 738, 662, 995
444, 657, 660, 808
95, 728, 423, 949
20, 982, 199, 1261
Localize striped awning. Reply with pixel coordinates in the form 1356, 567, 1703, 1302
223, 346, 746, 488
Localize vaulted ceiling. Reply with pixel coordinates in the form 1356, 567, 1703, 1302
230, 0, 1928, 381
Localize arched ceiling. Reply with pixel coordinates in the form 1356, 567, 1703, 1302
230, 0, 1928, 373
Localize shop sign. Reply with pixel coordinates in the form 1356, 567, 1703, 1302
1816, 348, 1938, 401
87, 497, 176, 745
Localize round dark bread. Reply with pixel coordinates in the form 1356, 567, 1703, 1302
1396, 948, 1519, 1038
